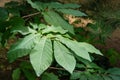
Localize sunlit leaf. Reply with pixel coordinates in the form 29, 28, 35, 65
30, 37, 53, 76
54, 41, 76, 74
56, 35, 91, 61
41, 72, 59, 80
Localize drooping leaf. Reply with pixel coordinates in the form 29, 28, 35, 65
42, 26, 68, 34
54, 41, 76, 74
12, 68, 21, 80
0, 7, 8, 21
57, 9, 87, 16
78, 42, 103, 55
79, 74, 88, 80
41, 72, 59, 80
7, 33, 41, 62
30, 37, 53, 76
56, 35, 91, 61
43, 11, 74, 34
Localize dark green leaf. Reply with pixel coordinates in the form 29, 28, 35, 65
109, 75, 120, 80
0, 7, 8, 21
43, 11, 74, 34
12, 68, 21, 80
70, 72, 81, 80
54, 41, 76, 74
107, 68, 120, 75
57, 9, 87, 16
41, 72, 59, 80
22, 69, 36, 80
46, 2, 63, 9
63, 3, 80, 8
10, 16, 25, 27
30, 37, 53, 76
102, 76, 113, 80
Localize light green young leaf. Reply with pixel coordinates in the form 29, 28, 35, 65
43, 11, 74, 34
12, 68, 21, 80
78, 42, 103, 55
41, 72, 59, 80
30, 37, 53, 76
54, 41, 76, 74
7, 34, 41, 62
42, 26, 68, 34
56, 35, 91, 61
57, 9, 87, 16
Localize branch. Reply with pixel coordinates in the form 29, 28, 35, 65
22, 12, 40, 18
49, 67, 82, 72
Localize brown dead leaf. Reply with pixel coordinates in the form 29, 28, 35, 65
64, 15, 94, 28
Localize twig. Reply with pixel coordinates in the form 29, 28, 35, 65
22, 12, 40, 18
49, 67, 82, 72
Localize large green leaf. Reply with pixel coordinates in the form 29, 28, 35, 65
78, 42, 103, 55
7, 33, 41, 62
41, 72, 59, 80
43, 11, 74, 34
54, 41, 76, 74
30, 37, 53, 76
42, 26, 68, 34
57, 9, 87, 16
56, 35, 91, 61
